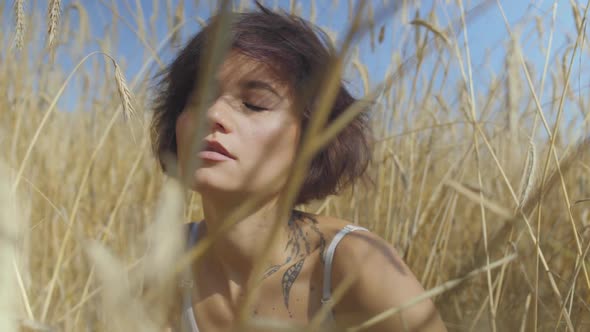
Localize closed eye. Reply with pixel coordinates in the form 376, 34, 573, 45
243, 102, 268, 112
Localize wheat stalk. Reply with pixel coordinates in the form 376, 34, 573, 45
5, 1, 590, 330
519, 293, 533, 332
134, 0, 147, 42
571, 0, 583, 33
348, 253, 518, 331
310, 0, 317, 23
27, 52, 140, 322
171, 0, 184, 47
409, 18, 450, 46
0, 162, 25, 332
352, 49, 370, 94
368, 1, 375, 51
148, 0, 159, 37
65, 1, 89, 53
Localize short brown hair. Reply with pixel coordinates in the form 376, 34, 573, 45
151, 3, 373, 205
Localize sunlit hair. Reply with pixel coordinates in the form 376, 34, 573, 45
151, 2, 373, 205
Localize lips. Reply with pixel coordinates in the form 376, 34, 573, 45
200, 139, 236, 160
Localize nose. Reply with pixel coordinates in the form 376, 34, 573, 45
206, 95, 233, 134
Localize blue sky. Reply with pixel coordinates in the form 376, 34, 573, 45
2, 0, 588, 129
73, 1, 582, 86
76, 0, 567, 86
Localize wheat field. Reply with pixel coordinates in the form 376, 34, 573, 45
1, 0, 590, 331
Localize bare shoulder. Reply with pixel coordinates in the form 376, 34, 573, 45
313, 215, 446, 332
314, 216, 413, 285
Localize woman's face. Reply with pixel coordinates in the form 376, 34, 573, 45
175, 51, 301, 199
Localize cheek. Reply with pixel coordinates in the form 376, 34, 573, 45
176, 111, 192, 138
252, 119, 300, 170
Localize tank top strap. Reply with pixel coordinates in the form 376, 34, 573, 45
181, 222, 201, 332
321, 224, 369, 320
187, 222, 200, 248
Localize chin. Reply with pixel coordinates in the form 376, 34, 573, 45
193, 175, 237, 195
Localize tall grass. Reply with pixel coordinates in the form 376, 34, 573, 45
1, 0, 590, 331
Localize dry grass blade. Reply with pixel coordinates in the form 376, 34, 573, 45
310, 0, 317, 23
181, 0, 233, 188
98, 0, 165, 68
410, 18, 451, 46
47, 0, 61, 49
348, 253, 518, 332
310, 70, 394, 156
6, 0, 590, 330
352, 51, 370, 94
85, 241, 158, 332
519, 293, 532, 332
171, 0, 184, 47
144, 177, 185, 282
12, 49, 89, 194
35, 52, 146, 322
73, 139, 149, 326
141, 177, 185, 325
498, 0, 590, 325
450, 2, 578, 329
12, 51, 130, 194
55, 257, 145, 324
36, 30, 193, 322
573, 199, 590, 206
571, 0, 583, 33
64, 1, 90, 53
368, 1, 375, 51
0, 162, 21, 332
18, 319, 54, 332
134, 0, 146, 42
445, 180, 513, 219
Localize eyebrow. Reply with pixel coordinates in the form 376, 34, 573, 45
241, 80, 283, 98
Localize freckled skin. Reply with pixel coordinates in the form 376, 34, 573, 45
178, 213, 360, 331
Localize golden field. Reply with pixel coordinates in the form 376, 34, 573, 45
1, 0, 590, 331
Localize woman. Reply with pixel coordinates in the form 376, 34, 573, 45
151, 3, 446, 331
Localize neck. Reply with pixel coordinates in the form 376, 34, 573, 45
199, 192, 293, 284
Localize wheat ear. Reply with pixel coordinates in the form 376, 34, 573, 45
114, 62, 137, 120
14, 0, 25, 51
518, 138, 537, 209
47, 0, 61, 48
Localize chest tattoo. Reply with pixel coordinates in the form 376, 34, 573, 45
261, 210, 326, 313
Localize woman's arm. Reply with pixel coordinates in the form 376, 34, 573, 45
331, 231, 447, 332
